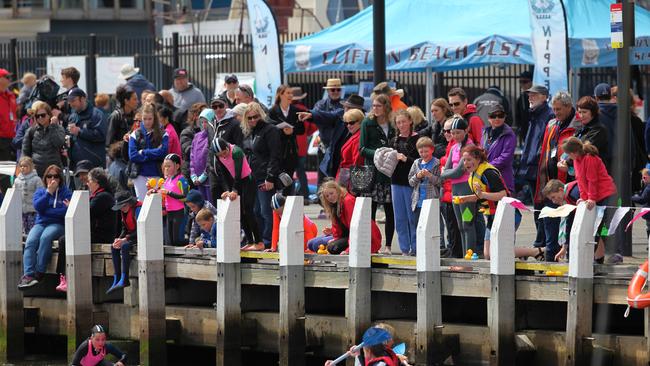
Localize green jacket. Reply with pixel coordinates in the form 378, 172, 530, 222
359, 116, 395, 184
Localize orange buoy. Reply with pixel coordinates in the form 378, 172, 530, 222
627, 260, 650, 309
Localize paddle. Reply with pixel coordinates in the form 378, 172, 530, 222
329, 327, 392, 365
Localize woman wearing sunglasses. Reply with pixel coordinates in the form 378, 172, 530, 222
240, 102, 282, 250
18, 164, 71, 289
21, 101, 66, 178
480, 104, 516, 194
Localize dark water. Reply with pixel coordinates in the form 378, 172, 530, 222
5, 334, 331, 366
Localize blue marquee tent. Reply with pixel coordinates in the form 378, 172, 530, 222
283, 0, 650, 73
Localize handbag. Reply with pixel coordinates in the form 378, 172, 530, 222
350, 152, 375, 194
125, 161, 139, 179
337, 167, 351, 190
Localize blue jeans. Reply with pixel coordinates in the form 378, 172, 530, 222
391, 184, 417, 254
23, 223, 65, 276
255, 187, 275, 248
543, 203, 561, 261
307, 235, 333, 252
296, 156, 309, 198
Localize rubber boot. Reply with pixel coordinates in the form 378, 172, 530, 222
55, 274, 67, 292
112, 272, 129, 291
106, 274, 119, 295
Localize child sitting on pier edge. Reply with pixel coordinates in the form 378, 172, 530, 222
267, 192, 318, 252
186, 208, 217, 249
106, 191, 141, 295
71, 324, 126, 366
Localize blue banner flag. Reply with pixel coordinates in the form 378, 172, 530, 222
247, 0, 282, 108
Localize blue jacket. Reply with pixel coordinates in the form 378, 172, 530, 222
33, 186, 72, 226
69, 102, 108, 170
128, 124, 169, 177
598, 102, 617, 150
518, 103, 553, 181
127, 74, 155, 100
199, 222, 217, 248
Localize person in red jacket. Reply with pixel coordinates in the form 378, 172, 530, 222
0, 68, 16, 192
336, 109, 364, 190
562, 137, 618, 263
319, 180, 382, 254
268, 193, 318, 253
447, 87, 483, 145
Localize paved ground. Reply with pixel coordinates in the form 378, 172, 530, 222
302, 201, 649, 263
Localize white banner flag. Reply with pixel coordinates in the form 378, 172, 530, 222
528, 0, 568, 96
607, 207, 631, 236
247, 0, 282, 108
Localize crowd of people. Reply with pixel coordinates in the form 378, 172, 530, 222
0, 63, 647, 294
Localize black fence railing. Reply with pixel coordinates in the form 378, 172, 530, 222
0, 33, 646, 117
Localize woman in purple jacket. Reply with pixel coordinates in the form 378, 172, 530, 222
481, 104, 516, 193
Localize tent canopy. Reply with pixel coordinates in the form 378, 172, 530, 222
283, 0, 650, 73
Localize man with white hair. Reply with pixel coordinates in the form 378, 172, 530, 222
118, 64, 155, 101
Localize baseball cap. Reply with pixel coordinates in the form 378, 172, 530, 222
488, 104, 505, 115
594, 83, 611, 98
525, 85, 549, 96
225, 74, 238, 84
173, 68, 189, 79
68, 88, 87, 100
74, 160, 93, 176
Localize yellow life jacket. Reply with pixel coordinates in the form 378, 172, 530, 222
468, 162, 506, 215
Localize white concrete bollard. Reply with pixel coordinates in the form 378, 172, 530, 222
0, 188, 23, 361
64, 191, 93, 361
565, 202, 597, 366
215, 198, 241, 366
346, 196, 372, 365
137, 194, 166, 366
487, 200, 516, 365
278, 196, 305, 366
415, 198, 443, 364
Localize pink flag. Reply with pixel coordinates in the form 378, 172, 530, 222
625, 208, 650, 232
502, 197, 530, 211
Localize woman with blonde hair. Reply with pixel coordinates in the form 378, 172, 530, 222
360, 93, 395, 254
318, 180, 381, 254
240, 102, 283, 249
407, 105, 427, 132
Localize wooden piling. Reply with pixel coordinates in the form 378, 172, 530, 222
347, 197, 372, 366
278, 196, 305, 366
137, 194, 166, 366
488, 200, 516, 366
65, 191, 93, 361
415, 199, 443, 366
565, 202, 596, 366
216, 198, 241, 366
0, 188, 23, 361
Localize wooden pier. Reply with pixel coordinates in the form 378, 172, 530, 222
0, 187, 649, 365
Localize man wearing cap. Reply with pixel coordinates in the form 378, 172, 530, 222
169, 68, 206, 114
515, 70, 533, 144
73, 160, 93, 190
594, 83, 617, 155
67, 88, 108, 172
314, 78, 344, 113
218, 74, 239, 109
298, 94, 365, 177
0, 68, 16, 192
119, 64, 155, 101
518, 84, 553, 247
235, 84, 268, 114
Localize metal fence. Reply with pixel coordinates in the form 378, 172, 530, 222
0, 33, 646, 116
